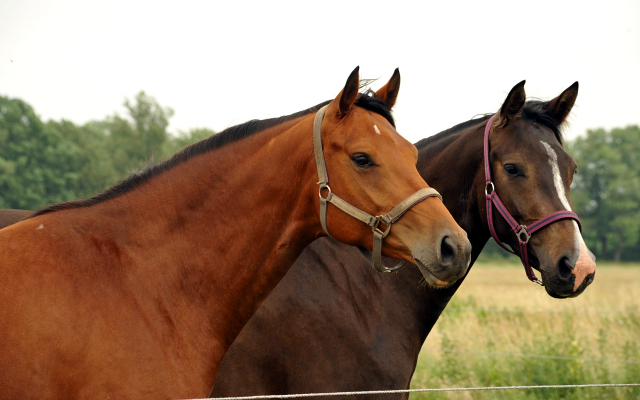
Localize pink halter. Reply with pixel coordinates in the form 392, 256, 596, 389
483, 115, 582, 285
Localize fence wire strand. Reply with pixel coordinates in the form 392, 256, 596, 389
185, 383, 640, 400
444, 307, 640, 314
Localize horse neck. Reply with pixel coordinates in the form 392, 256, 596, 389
67, 115, 322, 372
320, 124, 495, 363
393, 123, 493, 343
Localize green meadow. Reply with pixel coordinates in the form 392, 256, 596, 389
410, 261, 640, 400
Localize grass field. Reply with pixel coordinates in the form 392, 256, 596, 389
410, 260, 640, 400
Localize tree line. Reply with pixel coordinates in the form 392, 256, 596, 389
1, 93, 638, 261
0, 92, 212, 210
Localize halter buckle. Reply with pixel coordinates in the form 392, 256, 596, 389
372, 216, 392, 238
516, 225, 531, 244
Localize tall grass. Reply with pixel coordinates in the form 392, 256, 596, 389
410, 261, 640, 400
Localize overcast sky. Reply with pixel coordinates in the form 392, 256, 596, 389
1, 0, 638, 144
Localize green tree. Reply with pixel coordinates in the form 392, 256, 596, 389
45, 119, 121, 198
569, 125, 640, 261
0, 93, 214, 211
0, 96, 83, 209
161, 127, 216, 158
123, 91, 174, 160
98, 91, 175, 175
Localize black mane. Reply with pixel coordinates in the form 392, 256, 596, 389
414, 114, 491, 150
413, 99, 564, 151
34, 94, 394, 217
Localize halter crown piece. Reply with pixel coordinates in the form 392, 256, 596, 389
313, 105, 442, 273
483, 115, 582, 285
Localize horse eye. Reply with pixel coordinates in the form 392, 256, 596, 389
352, 154, 374, 167
504, 164, 519, 177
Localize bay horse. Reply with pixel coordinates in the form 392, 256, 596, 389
0, 68, 472, 399
210, 81, 597, 397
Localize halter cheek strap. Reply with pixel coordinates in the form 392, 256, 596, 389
313, 105, 442, 273
483, 115, 582, 285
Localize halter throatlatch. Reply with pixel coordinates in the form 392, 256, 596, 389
313, 105, 442, 273
483, 115, 582, 285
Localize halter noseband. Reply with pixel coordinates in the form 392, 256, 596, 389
313, 105, 442, 273
483, 115, 582, 285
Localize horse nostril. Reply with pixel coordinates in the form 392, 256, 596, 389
440, 236, 456, 266
584, 272, 595, 286
557, 256, 574, 281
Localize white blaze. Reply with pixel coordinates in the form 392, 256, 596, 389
541, 141, 572, 211
542, 141, 596, 291
373, 124, 381, 135
540, 141, 582, 254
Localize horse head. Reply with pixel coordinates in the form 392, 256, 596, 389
484, 80, 596, 298
317, 67, 471, 287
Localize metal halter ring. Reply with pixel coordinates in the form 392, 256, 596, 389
318, 183, 332, 201
516, 225, 531, 244
485, 182, 495, 196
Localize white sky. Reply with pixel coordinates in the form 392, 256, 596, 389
1, 0, 638, 144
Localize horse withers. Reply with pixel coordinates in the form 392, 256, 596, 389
211, 81, 596, 397
0, 68, 471, 399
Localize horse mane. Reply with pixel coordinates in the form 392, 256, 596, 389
33, 94, 394, 217
414, 114, 492, 150
413, 99, 565, 151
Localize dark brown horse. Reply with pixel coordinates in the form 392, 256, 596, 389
0, 209, 31, 228
211, 81, 596, 397
0, 68, 472, 399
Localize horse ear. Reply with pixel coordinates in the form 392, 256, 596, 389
374, 68, 400, 109
332, 66, 360, 117
547, 82, 578, 124
496, 80, 526, 124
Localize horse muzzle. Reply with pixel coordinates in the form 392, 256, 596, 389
413, 230, 471, 288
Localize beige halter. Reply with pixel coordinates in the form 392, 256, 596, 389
313, 105, 442, 273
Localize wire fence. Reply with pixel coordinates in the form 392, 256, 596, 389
444, 307, 640, 314
184, 383, 640, 400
